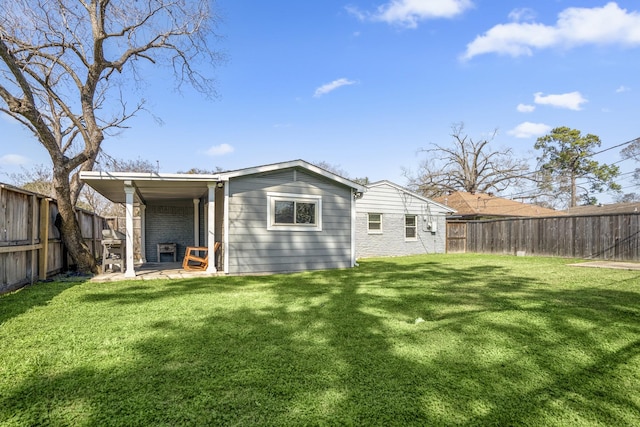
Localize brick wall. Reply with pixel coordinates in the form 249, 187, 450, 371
356, 213, 446, 258
145, 202, 194, 262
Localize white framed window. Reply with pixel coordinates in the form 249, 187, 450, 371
405, 215, 417, 240
267, 192, 322, 231
368, 213, 382, 234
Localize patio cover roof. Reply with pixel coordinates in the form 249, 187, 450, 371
80, 171, 220, 204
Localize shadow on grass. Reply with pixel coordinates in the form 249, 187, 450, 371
0, 280, 80, 326
81, 275, 268, 306
2, 257, 640, 425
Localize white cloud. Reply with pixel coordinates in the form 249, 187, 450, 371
534, 91, 587, 111
313, 78, 356, 97
462, 2, 640, 60
347, 0, 473, 28
616, 85, 630, 93
508, 122, 551, 138
345, 5, 366, 21
0, 154, 29, 165
517, 103, 535, 113
508, 8, 536, 23
205, 143, 234, 156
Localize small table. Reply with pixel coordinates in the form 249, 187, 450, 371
157, 243, 177, 262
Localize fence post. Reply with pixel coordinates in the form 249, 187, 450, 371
38, 198, 50, 280
91, 211, 97, 258
30, 195, 38, 284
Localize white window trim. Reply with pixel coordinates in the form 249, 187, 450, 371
405, 214, 418, 241
367, 213, 383, 234
267, 192, 322, 231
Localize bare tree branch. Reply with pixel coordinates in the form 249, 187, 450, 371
407, 123, 531, 198
0, 0, 225, 273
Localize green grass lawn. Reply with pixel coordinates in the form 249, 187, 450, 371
1, 254, 640, 426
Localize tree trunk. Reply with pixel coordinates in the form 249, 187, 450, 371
53, 169, 99, 274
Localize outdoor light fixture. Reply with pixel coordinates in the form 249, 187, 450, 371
217, 182, 224, 188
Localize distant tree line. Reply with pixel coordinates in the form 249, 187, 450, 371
406, 123, 631, 210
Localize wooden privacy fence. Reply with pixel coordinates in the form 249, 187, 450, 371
448, 213, 640, 261
0, 183, 107, 294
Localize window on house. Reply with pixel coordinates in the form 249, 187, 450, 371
267, 193, 322, 231
368, 213, 382, 233
405, 215, 417, 240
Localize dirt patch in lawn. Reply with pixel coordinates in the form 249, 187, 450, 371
568, 261, 640, 271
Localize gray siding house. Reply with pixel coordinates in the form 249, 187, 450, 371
81, 160, 365, 276
355, 181, 454, 258
224, 166, 359, 274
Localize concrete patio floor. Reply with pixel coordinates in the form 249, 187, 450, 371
91, 262, 221, 282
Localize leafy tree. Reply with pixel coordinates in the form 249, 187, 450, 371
352, 177, 370, 186
98, 155, 158, 174
8, 163, 55, 198
86, 156, 159, 216
534, 127, 621, 208
580, 195, 599, 206
313, 161, 350, 178
312, 161, 369, 186
621, 138, 640, 162
407, 122, 531, 198
0, 0, 224, 273
8, 156, 159, 216
615, 192, 640, 203
177, 167, 224, 174
619, 138, 640, 202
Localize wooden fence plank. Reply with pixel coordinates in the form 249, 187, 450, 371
39, 198, 50, 280
1, 184, 107, 293
449, 213, 640, 262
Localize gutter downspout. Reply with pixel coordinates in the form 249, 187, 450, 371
351, 189, 362, 267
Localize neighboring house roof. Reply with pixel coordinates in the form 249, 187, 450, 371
565, 202, 640, 216
433, 191, 562, 218
366, 180, 456, 213
80, 159, 365, 203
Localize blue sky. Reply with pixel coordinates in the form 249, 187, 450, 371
1, 0, 640, 202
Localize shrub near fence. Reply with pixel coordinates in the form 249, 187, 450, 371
461, 213, 640, 261
0, 183, 107, 294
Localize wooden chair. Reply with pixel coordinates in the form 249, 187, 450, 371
182, 242, 220, 271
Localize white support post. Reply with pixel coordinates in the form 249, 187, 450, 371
193, 198, 200, 247
206, 183, 217, 273
140, 204, 147, 263
203, 204, 209, 246
223, 181, 230, 274
124, 184, 136, 277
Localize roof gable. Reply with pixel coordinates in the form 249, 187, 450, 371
364, 180, 456, 213
220, 160, 365, 192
